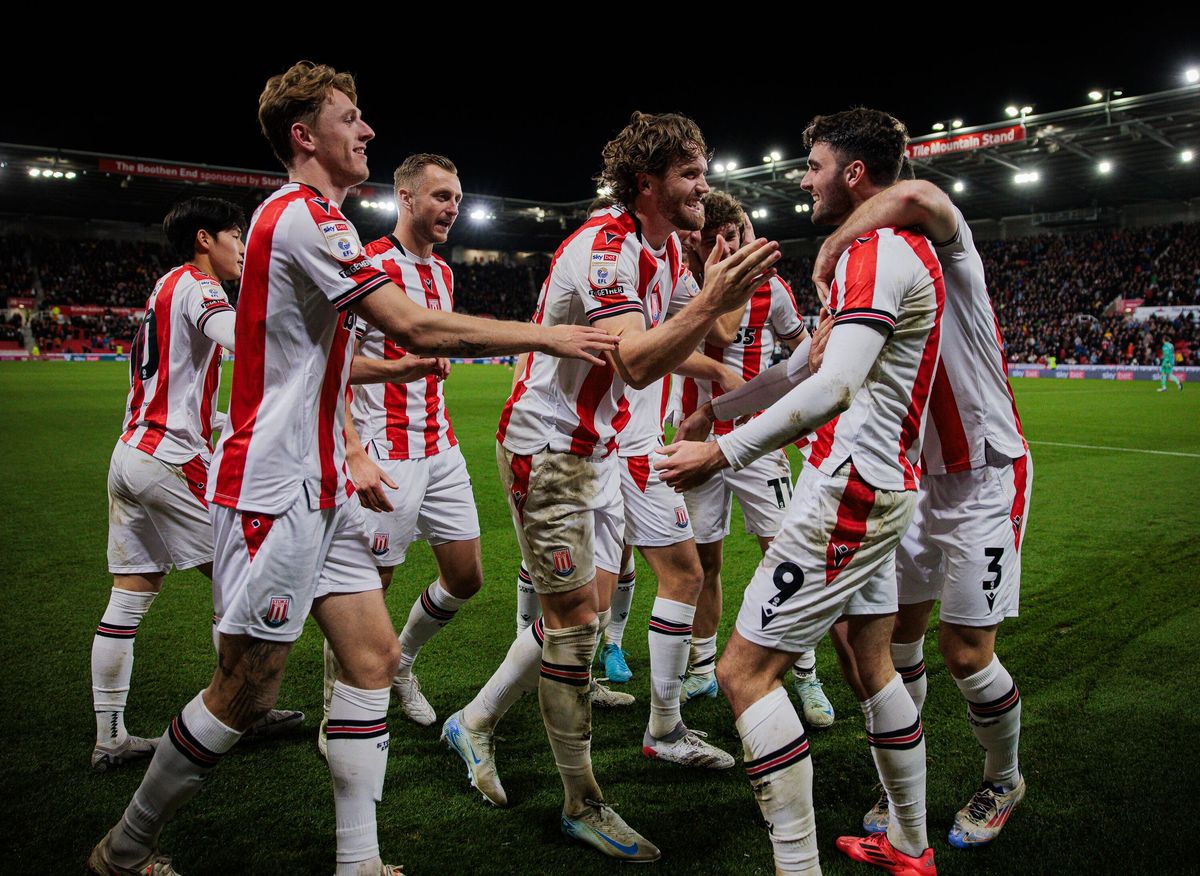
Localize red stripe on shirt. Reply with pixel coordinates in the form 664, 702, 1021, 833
382, 341, 411, 457
316, 317, 352, 507
134, 268, 186, 455
213, 190, 305, 506
839, 234, 881, 311
894, 231, 945, 489
825, 466, 876, 586
198, 351, 221, 450
928, 361, 970, 473
569, 363, 616, 456
808, 415, 839, 470
180, 455, 210, 509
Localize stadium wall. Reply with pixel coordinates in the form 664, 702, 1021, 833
1008, 364, 1197, 381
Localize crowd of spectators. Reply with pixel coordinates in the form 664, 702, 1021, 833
30, 310, 140, 354
3, 222, 1198, 364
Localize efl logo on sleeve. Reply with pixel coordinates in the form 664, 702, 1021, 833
321, 221, 362, 263
590, 251, 619, 288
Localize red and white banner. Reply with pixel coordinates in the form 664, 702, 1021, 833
99, 158, 287, 190
53, 305, 140, 317
7, 296, 35, 308
906, 125, 1025, 159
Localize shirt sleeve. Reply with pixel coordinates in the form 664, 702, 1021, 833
932, 205, 969, 260
828, 232, 910, 335
289, 201, 392, 311
581, 230, 644, 324
768, 276, 805, 341
666, 267, 701, 318
181, 273, 235, 335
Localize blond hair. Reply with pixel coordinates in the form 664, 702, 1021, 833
258, 61, 358, 167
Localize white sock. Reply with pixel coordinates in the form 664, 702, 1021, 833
109, 691, 241, 866
688, 634, 717, 676
396, 579, 466, 678
606, 560, 636, 647
327, 682, 390, 869
953, 654, 1021, 788
891, 637, 927, 713
539, 620, 602, 816
463, 618, 543, 732
515, 565, 538, 634
736, 686, 819, 875
862, 674, 928, 857
647, 597, 695, 737
792, 649, 816, 676
92, 588, 157, 746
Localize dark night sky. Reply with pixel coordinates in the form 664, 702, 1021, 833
5, 29, 1196, 203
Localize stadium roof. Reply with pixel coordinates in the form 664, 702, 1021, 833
3, 84, 1198, 250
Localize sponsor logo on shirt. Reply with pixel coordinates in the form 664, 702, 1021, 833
338, 258, 373, 278
320, 221, 362, 263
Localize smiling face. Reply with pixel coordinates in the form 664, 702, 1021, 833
308, 88, 375, 189
205, 227, 245, 282
647, 150, 710, 232
801, 142, 855, 226
403, 165, 462, 246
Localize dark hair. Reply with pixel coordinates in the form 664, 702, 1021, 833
163, 197, 246, 262
258, 61, 359, 167
393, 153, 458, 195
802, 108, 909, 186
598, 111, 709, 207
588, 194, 615, 214
702, 190, 745, 233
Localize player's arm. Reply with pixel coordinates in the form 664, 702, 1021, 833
674, 336, 813, 441
199, 310, 236, 351
657, 323, 884, 490
811, 180, 957, 299
349, 353, 444, 385
352, 284, 618, 362
599, 238, 780, 390
674, 352, 743, 393
344, 405, 396, 513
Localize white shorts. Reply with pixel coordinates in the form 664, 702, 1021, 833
620, 453, 695, 547
736, 463, 917, 654
498, 443, 624, 594
106, 440, 212, 575
897, 448, 1032, 626
211, 496, 381, 642
359, 445, 481, 566
684, 445, 793, 544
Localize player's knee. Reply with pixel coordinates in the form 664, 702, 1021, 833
379, 636, 403, 679
939, 624, 995, 678
444, 568, 483, 599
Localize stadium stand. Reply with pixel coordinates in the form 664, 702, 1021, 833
3, 222, 1197, 364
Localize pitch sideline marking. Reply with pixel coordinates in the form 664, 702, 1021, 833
1028, 440, 1200, 459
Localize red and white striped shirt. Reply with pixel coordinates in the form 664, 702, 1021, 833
209, 183, 390, 514
350, 235, 457, 460
498, 206, 700, 458
676, 275, 805, 436
121, 265, 234, 463
922, 207, 1025, 474
807, 227, 945, 491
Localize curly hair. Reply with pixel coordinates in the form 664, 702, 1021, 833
802, 108, 908, 186
702, 190, 745, 233
598, 112, 709, 208
258, 61, 359, 167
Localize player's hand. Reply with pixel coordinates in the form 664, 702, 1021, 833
812, 240, 838, 305
716, 366, 745, 394
655, 439, 730, 492
542, 324, 620, 366
741, 213, 757, 247
809, 307, 833, 373
702, 237, 781, 312
435, 357, 452, 380
391, 353, 443, 383
675, 402, 715, 442
348, 449, 396, 512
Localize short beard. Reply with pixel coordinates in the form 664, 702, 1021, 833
813, 183, 854, 227
668, 201, 705, 232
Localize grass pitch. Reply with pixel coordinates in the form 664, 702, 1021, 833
1, 362, 1197, 874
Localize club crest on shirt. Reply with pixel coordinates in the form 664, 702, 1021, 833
551, 547, 576, 577
320, 221, 362, 263
371, 531, 390, 556
263, 595, 291, 628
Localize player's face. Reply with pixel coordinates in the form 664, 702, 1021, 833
801, 143, 854, 226
208, 227, 245, 282
697, 221, 741, 263
311, 88, 374, 189
407, 166, 462, 245
654, 151, 710, 232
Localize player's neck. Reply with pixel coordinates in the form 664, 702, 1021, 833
634, 208, 675, 251
289, 158, 352, 206
186, 254, 216, 278
393, 222, 434, 259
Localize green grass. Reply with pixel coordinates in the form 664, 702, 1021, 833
1, 363, 1197, 874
